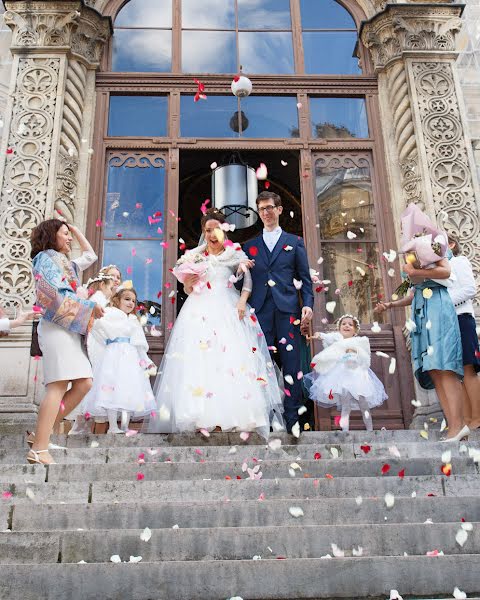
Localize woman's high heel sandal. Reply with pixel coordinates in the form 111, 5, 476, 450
27, 449, 56, 465
26, 431, 66, 450
440, 425, 470, 443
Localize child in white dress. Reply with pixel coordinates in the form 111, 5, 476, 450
304, 314, 387, 431
68, 272, 117, 434
81, 284, 156, 433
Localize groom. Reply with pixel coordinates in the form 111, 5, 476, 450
243, 191, 314, 434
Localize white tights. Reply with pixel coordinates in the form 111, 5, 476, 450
339, 394, 373, 432
107, 409, 131, 433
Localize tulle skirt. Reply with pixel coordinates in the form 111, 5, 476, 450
81, 342, 156, 417
304, 362, 387, 411
146, 285, 284, 438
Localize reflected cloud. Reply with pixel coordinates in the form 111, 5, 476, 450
239, 32, 294, 74
182, 0, 235, 29
115, 0, 172, 28
182, 31, 236, 73
238, 0, 291, 29
113, 30, 171, 72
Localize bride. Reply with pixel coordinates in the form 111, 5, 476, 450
147, 208, 284, 438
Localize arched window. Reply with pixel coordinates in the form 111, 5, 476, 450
110, 0, 362, 75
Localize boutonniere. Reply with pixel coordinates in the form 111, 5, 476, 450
283, 245, 293, 251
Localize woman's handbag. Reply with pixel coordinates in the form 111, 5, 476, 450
30, 320, 43, 357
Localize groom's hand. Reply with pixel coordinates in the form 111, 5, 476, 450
301, 306, 313, 327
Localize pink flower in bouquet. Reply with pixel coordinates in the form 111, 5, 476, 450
400, 204, 447, 267
173, 252, 209, 293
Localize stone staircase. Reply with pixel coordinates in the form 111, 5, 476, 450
0, 429, 479, 600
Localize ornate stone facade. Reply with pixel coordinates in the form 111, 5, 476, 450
362, 4, 480, 294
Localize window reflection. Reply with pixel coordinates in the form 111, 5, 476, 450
182, 31, 236, 73
240, 96, 299, 138
315, 157, 383, 322
303, 32, 359, 74
310, 97, 368, 138
108, 96, 168, 137
115, 0, 172, 27
300, 0, 356, 29
239, 32, 294, 74
180, 95, 238, 137
112, 29, 171, 72
238, 0, 291, 29
182, 0, 235, 29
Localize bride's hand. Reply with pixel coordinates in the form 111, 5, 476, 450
237, 300, 247, 320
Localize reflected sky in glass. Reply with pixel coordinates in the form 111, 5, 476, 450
103, 240, 163, 307
105, 156, 165, 239
239, 32, 294, 74
180, 95, 238, 137
310, 97, 368, 138
108, 96, 168, 137
113, 29, 171, 72
300, 0, 356, 29
182, 31, 236, 73
115, 0, 172, 28
241, 96, 299, 138
238, 0, 291, 29
182, 0, 235, 29
303, 32, 359, 74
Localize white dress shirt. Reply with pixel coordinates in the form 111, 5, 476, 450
263, 227, 282, 252
0, 318, 10, 332
448, 255, 476, 317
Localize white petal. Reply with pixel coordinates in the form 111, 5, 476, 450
288, 506, 304, 518
355, 496, 363, 505
110, 555, 122, 563
389, 357, 396, 374
331, 543, 344, 557
453, 587, 467, 599
441, 450, 451, 464
376, 351, 390, 359
346, 231, 357, 239
387, 268, 395, 277
268, 439, 282, 451
286, 344, 293, 351
356, 266, 365, 277
284, 375, 294, 385
461, 521, 473, 531
388, 446, 401, 458
411, 398, 422, 408
159, 405, 171, 421
267, 279, 276, 287
384, 492, 395, 508
210, 162, 217, 169
330, 447, 339, 459
140, 527, 152, 542
352, 546, 363, 556
440, 418, 447, 432
425, 319, 432, 330
371, 322, 381, 333
455, 528, 468, 547
291, 422, 300, 438
297, 405, 307, 415
293, 278, 303, 290
129, 556, 143, 563
326, 301, 336, 314
281, 160, 288, 166
389, 591, 403, 600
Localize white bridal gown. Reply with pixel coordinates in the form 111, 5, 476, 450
148, 247, 284, 438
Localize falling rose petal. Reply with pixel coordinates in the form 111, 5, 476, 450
258, 492, 266, 501
95, 219, 102, 228
360, 445, 371, 454
326, 301, 336, 314
140, 527, 152, 542
293, 278, 303, 290
210, 162, 217, 169
297, 405, 307, 416
356, 266, 365, 277
2, 491, 12, 499
440, 418, 447, 432
376, 351, 390, 359
371, 322, 381, 333
398, 469, 405, 479
456, 528, 469, 547
426, 319, 432, 330
289, 211, 294, 218
389, 357, 396, 374
296, 102, 302, 109
110, 555, 122, 563
240, 432, 250, 441
441, 464, 452, 477
248, 246, 258, 257
346, 231, 357, 239
314, 452, 321, 460
281, 160, 288, 166
136, 473, 145, 481
381, 463, 391, 475
384, 492, 395, 508
284, 374, 294, 385
411, 398, 421, 408
288, 506, 304, 518
256, 163, 268, 180
453, 587, 467, 599
441, 450, 452, 464
387, 268, 395, 277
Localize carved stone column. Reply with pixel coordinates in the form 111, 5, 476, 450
361, 4, 480, 425
0, 1, 111, 423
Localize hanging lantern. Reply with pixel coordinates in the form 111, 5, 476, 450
231, 68, 253, 98
212, 156, 258, 230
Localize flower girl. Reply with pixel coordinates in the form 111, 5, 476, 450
81, 283, 156, 433
304, 314, 387, 431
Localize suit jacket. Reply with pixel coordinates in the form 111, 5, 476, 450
243, 231, 314, 314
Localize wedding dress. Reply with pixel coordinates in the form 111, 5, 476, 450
147, 244, 284, 438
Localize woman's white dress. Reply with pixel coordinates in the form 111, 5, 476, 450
304, 332, 387, 410
148, 246, 284, 438
37, 251, 97, 385
81, 307, 155, 417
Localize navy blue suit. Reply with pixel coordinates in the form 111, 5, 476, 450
243, 231, 314, 430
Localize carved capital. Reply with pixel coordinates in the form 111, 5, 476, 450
361, 4, 463, 72
4, 0, 111, 67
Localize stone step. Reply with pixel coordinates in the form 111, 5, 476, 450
2, 441, 477, 464
2, 473, 475, 504
1, 523, 477, 564
1, 457, 474, 483
7, 496, 480, 532
0, 556, 479, 600
3, 429, 479, 449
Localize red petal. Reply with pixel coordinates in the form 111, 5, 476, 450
398, 468, 405, 479
360, 445, 371, 454
381, 463, 391, 475
441, 464, 451, 477
334, 415, 341, 426
136, 473, 145, 481
314, 452, 321, 460
264, 181, 270, 189
233, 75, 240, 83
328, 389, 334, 400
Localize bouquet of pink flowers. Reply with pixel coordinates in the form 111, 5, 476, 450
173, 251, 209, 294
400, 203, 447, 267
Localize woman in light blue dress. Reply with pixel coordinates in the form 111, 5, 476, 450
375, 256, 467, 442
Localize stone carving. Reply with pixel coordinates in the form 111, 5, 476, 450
109, 152, 166, 169
386, 61, 422, 204
413, 61, 480, 291
0, 57, 60, 307
361, 6, 463, 72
